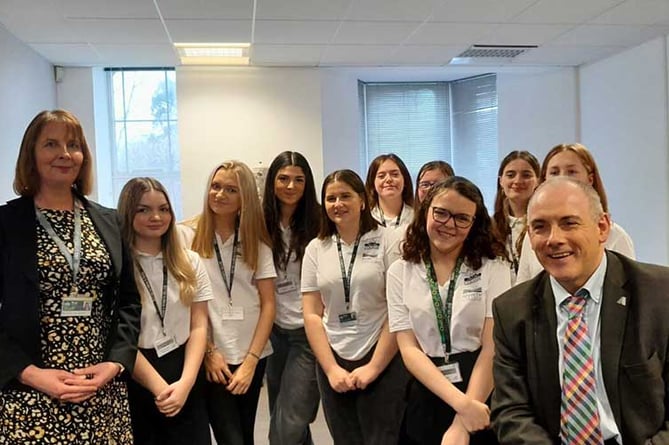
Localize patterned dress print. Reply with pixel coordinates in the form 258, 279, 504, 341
0, 208, 133, 445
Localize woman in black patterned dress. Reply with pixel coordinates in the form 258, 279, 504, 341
0, 110, 142, 444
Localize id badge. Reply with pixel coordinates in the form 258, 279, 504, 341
60, 296, 93, 317
438, 362, 463, 383
275, 277, 297, 295
338, 311, 357, 325
222, 306, 244, 320
154, 334, 179, 358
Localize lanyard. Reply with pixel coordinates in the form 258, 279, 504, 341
378, 203, 403, 228
214, 227, 239, 305
137, 262, 169, 334
507, 234, 519, 274
35, 200, 82, 293
424, 256, 464, 358
336, 233, 361, 310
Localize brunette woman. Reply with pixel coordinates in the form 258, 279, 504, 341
365, 154, 414, 230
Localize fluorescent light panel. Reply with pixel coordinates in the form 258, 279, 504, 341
174, 43, 251, 65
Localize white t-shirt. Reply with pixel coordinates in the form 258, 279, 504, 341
371, 204, 414, 231
180, 225, 277, 365
507, 215, 526, 285
135, 249, 213, 349
515, 221, 635, 284
387, 257, 511, 357
301, 227, 401, 361
274, 225, 308, 329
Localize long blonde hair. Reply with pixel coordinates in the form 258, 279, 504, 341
190, 161, 270, 272
118, 177, 198, 305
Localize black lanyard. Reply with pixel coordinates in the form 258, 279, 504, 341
35, 200, 82, 294
378, 204, 403, 228
137, 262, 169, 335
214, 227, 239, 305
424, 256, 464, 358
336, 233, 361, 310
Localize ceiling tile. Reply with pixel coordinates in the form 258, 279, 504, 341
62, 0, 158, 19
156, 0, 253, 20
254, 20, 339, 45
431, 0, 537, 23
513, 0, 625, 24
385, 44, 466, 65
405, 22, 492, 45
255, 0, 351, 20
94, 43, 179, 66
251, 44, 323, 65
344, 0, 436, 21
512, 44, 625, 65
66, 19, 169, 44
480, 23, 572, 45
552, 24, 667, 46
166, 19, 252, 43
29, 43, 102, 65
320, 44, 397, 65
333, 21, 421, 45
590, 0, 669, 25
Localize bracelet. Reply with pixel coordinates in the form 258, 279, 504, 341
206, 346, 217, 355
247, 351, 260, 360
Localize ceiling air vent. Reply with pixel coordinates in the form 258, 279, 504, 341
457, 44, 537, 58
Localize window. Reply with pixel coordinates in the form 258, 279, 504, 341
360, 74, 498, 207
105, 68, 182, 217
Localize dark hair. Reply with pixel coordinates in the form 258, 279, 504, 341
491, 151, 540, 257
318, 169, 378, 239
365, 153, 414, 209
414, 160, 456, 203
403, 176, 504, 270
263, 151, 320, 269
14, 109, 93, 196
541, 143, 609, 212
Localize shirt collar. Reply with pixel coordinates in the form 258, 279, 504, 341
551, 253, 607, 310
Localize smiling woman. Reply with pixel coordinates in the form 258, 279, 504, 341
365, 153, 415, 231
0, 110, 142, 444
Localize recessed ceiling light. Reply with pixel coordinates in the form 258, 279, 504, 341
174, 43, 251, 65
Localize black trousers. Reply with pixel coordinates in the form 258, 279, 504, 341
206, 358, 267, 445
316, 346, 410, 445
402, 348, 498, 445
127, 345, 211, 445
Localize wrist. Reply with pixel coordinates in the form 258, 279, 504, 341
113, 362, 125, 377
246, 350, 260, 361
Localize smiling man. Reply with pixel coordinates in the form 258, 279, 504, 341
490, 177, 669, 445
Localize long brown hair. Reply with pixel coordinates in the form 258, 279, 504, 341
365, 153, 414, 209
14, 109, 93, 196
189, 161, 270, 272
118, 177, 198, 305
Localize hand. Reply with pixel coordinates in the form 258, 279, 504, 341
455, 397, 490, 432
226, 358, 256, 395
19, 365, 98, 403
155, 379, 192, 417
204, 350, 233, 384
70, 362, 120, 399
442, 416, 471, 445
326, 365, 355, 393
349, 363, 381, 390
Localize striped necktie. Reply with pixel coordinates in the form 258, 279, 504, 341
560, 289, 603, 445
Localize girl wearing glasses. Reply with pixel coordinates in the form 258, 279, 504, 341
516, 143, 635, 283
117, 177, 212, 445
387, 176, 511, 445
181, 161, 276, 445
262, 151, 321, 444
302, 169, 407, 444
365, 154, 415, 230
414, 160, 455, 204
491, 151, 540, 284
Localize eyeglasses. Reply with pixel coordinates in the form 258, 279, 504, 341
418, 181, 437, 190
431, 207, 475, 229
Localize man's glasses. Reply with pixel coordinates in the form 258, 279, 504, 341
431, 207, 475, 229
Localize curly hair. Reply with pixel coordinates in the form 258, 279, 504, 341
402, 176, 504, 270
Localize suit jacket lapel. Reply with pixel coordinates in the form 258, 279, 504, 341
600, 251, 628, 429
83, 199, 122, 280
7, 197, 39, 285
532, 273, 562, 436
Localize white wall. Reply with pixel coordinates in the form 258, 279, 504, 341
177, 67, 324, 219
579, 36, 669, 264
0, 24, 56, 203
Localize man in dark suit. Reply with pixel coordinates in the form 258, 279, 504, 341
491, 177, 669, 444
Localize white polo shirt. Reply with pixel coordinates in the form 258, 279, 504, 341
371, 205, 414, 231
301, 227, 401, 361
274, 225, 308, 330
180, 225, 277, 365
135, 249, 213, 349
387, 257, 510, 357
515, 221, 635, 284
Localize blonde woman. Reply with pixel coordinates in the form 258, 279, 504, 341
182, 161, 276, 445
118, 177, 212, 445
